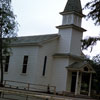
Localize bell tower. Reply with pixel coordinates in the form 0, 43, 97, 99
62, 0, 83, 26
57, 0, 86, 56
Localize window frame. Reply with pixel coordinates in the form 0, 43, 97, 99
22, 55, 28, 74
42, 56, 47, 76
4, 56, 10, 72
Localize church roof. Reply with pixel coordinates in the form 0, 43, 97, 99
66, 61, 96, 73
67, 61, 88, 69
53, 53, 85, 61
63, 0, 82, 14
11, 34, 59, 46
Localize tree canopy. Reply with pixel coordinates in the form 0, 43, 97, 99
84, 0, 100, 25
82, 0, 100, 95
0, 0, 17, 85
82, 0, 100, 50
0, 0, 17, 51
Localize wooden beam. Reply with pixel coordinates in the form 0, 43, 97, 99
88, 73, 92, 96
75, 71, 79, 95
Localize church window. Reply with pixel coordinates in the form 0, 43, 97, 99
42, 56, 47, 76
22, 56, 28, 73
84, 67, 88, 71
4, 56, 10, 72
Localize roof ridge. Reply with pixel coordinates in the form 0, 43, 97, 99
17, 34, 59, 38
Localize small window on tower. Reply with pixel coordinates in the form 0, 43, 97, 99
22, 56, 28, 73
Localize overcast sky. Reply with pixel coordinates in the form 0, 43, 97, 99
11, 0, 100, 57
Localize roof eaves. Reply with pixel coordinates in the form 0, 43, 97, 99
60, 11, 85, 17
56, 24, 87, 32
53, 53, 85, 60
10, 43, 42, 47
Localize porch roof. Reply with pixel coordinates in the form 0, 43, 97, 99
66, 61, 96, 73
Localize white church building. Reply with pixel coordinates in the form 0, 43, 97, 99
3, 0, 95, 96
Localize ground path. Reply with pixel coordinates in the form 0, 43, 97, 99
0, 87, 96, 100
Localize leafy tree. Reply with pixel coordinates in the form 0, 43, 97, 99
82, 0, 100, 49
82, 0, 100, 95
84, 56, 100, 95
0, 0, 17, 86
81, 37, 100, 51
85, 0, 100, 25
92, 54, 100, 65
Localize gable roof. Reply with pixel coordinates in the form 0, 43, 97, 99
66, 61, 96, 73
67, 61, 88, 69
11, 34, 59, 46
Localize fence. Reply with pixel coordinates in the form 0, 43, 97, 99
3, 80, 56, 94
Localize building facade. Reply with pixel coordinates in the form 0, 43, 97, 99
2, 0, 95, 96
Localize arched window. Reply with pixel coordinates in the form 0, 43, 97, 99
84, 67, 88, 71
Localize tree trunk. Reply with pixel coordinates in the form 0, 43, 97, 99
0, 52, 3, 86
0, 23, 4, 87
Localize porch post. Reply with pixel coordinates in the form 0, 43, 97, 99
78, 72, 82, 94
88, 73, 92, 96
75, 71, 79, 95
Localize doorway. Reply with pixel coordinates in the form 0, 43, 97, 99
81, 73, 90, 95
71, 72, 77, 92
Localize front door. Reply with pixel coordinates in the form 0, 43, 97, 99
71, 72, 77, 92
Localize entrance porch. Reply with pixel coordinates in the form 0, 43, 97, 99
66, 61, 96, 96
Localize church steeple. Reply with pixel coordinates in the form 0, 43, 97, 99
64, 0, 82, 14
56, 0, 86, 55
58, 0, 84, 27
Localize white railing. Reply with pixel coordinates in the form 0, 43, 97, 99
3, 80, 56, 94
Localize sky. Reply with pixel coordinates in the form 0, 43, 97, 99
11, 0, 100, 58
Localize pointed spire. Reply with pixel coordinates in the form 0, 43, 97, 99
63, 0, 82, 14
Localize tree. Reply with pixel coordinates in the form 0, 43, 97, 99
85, 0, 100, 25
92, 54, 100, 65
82, 0, 100, 50
0, 0, 17, 86
79, 0, 100, 96
89, 56, 100, 95
82, 0, 100, 95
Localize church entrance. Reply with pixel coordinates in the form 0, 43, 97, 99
81, 73, 90, 95
70, 72, 91, 95
66, 62, 95, 96
71, 72, 77, 92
